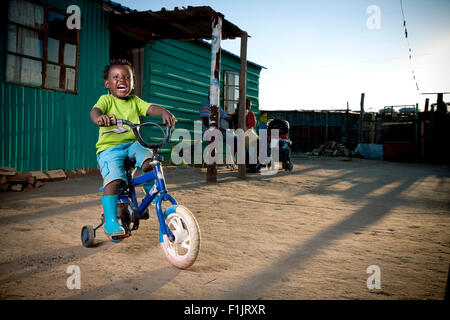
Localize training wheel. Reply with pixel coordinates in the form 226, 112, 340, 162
81, 225, 95, 247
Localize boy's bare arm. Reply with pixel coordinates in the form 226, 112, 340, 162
146, 104, 176, 128
90, 107, 116, 127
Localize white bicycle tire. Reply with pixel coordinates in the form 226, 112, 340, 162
160, 205, 200, 269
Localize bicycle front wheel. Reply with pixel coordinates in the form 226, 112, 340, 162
159, 205, 200, 269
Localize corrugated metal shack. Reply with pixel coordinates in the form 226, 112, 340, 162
2, 0, 109, 172
265, 104, 450, 164
380, 100, 450, 163
1, 0, 264, 172
264, 110, 361, 152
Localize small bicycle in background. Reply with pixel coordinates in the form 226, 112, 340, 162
81, 119, 200, 269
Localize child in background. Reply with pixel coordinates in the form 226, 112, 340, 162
90, 59, 176, 236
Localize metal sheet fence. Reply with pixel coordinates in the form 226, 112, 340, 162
264, 110, 360, 152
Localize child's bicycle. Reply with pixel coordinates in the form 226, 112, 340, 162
81, 119, 200, 269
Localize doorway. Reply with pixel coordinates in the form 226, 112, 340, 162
110, 31, 145, 97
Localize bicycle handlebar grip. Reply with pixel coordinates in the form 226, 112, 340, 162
109, 118, 134, 127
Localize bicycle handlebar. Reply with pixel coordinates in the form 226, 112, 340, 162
101, 119, 172, 150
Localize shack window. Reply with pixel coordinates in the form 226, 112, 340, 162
5, 0, 80, 93
223, 71, 239, 114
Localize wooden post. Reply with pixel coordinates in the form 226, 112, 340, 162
346, 101, 352, 160
424, 98, 429, 112
415, 103, 419, 143
437, 93, 446, 114
420, 120, 425, 162
238, 31, 248, 179
359, 93, 365, 144
370, 113, 376, 144
206, 15, 222, 183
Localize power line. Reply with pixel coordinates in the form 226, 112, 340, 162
400, 0, 420, 92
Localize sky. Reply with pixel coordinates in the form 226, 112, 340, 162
118, 0, 450, 112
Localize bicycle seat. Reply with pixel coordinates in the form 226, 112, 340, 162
124, 157, 136, 171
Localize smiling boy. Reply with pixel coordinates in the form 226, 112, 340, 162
90, 59, 176, 237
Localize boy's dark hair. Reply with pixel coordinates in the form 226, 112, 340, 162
103, 58, 134, 80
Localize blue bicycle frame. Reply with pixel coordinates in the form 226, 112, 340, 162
98, 119, 178, 240
116, 159, 178, 239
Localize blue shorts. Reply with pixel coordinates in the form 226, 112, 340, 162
97, 142, 153, 187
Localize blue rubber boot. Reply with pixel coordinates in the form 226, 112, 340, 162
101, 195, 125, 236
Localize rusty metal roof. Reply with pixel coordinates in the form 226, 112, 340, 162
107, 5, 245, 41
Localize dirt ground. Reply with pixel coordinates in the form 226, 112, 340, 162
0, 155, 449, 300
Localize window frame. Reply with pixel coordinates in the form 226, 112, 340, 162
5, 0, 80, 94
223, 70, 240, 115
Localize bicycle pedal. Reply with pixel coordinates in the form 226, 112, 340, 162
109, 233, 131, 242
141, 209, 149, 220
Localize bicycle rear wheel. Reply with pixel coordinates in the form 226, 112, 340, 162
159, 205, 200, 269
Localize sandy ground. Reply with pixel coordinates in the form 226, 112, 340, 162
0, 155, 449, 300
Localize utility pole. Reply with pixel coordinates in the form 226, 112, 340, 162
359, 93, 365, 144
238, 31, 248, 179
346, 101, 352, 160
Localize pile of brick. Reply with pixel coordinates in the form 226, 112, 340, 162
0, 167, 67, 192
310, 141, 354, 157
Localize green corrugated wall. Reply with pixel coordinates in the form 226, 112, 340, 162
1, 1, 263, 171
1, 0, 109, 172
144, 39, 261, 129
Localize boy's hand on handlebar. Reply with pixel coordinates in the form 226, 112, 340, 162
96, 114, 116, 127
162, 111, 177, 128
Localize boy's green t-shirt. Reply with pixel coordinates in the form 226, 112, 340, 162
93, 94, 151, 154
